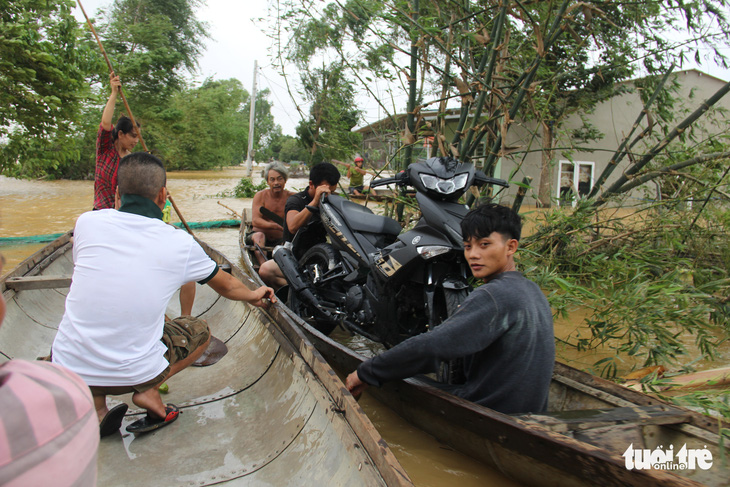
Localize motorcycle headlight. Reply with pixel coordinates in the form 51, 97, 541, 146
417, 245, 451, 259
420, 173, 469, 195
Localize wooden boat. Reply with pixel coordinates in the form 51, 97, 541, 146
238, 221, 730, 487
0, 232, 412, 487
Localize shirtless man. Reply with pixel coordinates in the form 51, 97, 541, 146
249, 161, 293, 266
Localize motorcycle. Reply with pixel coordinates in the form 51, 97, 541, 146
273, 156, 508, 379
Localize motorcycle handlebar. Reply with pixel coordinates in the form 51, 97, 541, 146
474, 170, 508, 188
370, 172, 409, 188
478, 177, 509, 188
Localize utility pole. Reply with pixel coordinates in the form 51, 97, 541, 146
245, 60, 258, 177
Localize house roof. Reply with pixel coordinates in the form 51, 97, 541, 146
355, 68, 725, 135
355, 107, 471, 135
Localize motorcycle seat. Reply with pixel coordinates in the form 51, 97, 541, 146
328, 195, 402, 236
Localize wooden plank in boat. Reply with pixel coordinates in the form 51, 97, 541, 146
518, 404, 692, 433
5, 275, 72, 290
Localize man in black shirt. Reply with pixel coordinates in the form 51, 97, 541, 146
345, 203, 555, 414
259, 162, 340, 288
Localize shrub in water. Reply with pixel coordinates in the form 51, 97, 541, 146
218, 178, 268, 198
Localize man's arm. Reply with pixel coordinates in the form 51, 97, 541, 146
286, 184, 331, 235
345, 164, 368, 176
285, 206, 311, 236
345, 371, 369, 398
101, 73, 120, 131
206, 268, 275, 307
251, 191, 282, 231
348, 289, 504, 392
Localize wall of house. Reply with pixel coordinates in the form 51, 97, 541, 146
356, 70, 729, 207
535, 70, 728, 207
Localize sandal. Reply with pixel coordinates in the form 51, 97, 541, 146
126, 404, 180, 434
99, 403, 129, 438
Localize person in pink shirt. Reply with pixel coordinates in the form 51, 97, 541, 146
0, 254, 99, 486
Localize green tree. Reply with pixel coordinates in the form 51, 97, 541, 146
92, 0, 209, 163
273, 1, 730, 169
278, 135, 309, 162
514, 3, 645, 206
294, 63, 362, 164
0, 0, 211, 178
161, 78, 248, 170
0, 0, 100, 177
157, 81, 282, 170
98, 0, 208, 107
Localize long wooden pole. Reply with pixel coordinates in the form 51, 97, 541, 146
245, 60, 257, 177
330, 159, 378, 177
76, 0, 194, 236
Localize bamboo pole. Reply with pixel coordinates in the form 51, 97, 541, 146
331, 159, 379, 177
593, 78, 730, 207
482, 0, 571, 175
77, 0, 194, 236
587, 65, 675, 200
77, 0, 144, 152
511, 176, 532, 214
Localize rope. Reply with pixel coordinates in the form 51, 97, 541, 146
0, 220, 241, 246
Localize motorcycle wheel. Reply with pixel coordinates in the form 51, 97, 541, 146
288, 243, 340, 335
436, 288, 469, 384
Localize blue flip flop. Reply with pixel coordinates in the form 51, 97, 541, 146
126, 404, 180, 434
99, 403, 129, 438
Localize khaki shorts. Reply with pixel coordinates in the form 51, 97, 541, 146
89, 316, 210, 396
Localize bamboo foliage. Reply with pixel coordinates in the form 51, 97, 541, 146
271, 1, 730, 181
271, 0, 730, 375
586, 65, 678, 201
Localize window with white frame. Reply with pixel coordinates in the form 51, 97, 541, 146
557, 160, 594, 207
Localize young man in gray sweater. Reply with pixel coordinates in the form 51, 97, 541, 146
345, 203, 555, 414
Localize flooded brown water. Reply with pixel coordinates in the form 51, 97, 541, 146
0, 168, 518, 486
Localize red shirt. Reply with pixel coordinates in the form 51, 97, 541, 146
94, 125, 119, 210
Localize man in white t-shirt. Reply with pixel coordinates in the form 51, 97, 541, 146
52, 152, 275, 436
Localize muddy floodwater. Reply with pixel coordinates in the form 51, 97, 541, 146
1, 167, 521, 487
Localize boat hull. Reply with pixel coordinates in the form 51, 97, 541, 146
0, 232, 411, 487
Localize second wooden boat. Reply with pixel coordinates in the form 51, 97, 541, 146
239, 216, 730, 487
